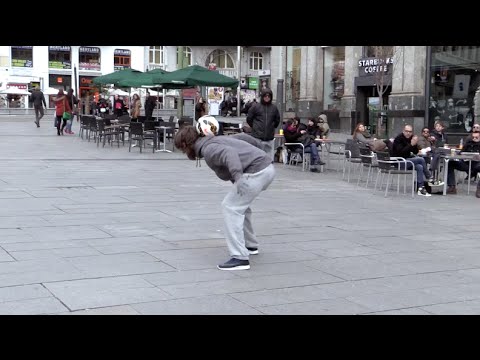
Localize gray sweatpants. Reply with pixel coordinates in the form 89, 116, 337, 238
221, 164, 276, 260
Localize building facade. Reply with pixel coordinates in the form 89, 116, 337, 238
0, 46, 271, 111
270, 46, 480, 140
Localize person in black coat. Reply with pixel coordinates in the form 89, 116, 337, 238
144, 92, 156, 120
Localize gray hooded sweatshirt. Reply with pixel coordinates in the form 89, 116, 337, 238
194, 134, 272, 183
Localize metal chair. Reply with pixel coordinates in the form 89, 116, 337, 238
342, 139, 362, 182
374, 152, 417, 198
356, 146, 378, 188
284, 143, 310, 171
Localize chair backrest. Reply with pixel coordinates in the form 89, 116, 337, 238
168, 115, 175, 122
137, 115, 147, 123
346, 138, 361, 158
97, 119, 106, 131
144, 121, 156, 131
178, 118, 193, 129
359, 147, 374, 164
130, 121, 143, 135
376, 151, 396, 171
117, 114, 131, 124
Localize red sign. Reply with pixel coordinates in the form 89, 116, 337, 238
208, 63, 216, 70
7, 83, 28, 90
182, 88, 197, 98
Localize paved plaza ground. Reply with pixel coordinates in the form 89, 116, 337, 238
0, 115, 479, 315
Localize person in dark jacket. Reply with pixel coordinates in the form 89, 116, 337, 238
391, 124, 432, 196
195, 97, 207, 121
446, 132, 480, 194
246, 88, 280, 160
430, 119, 449, 147
174, 118, 275, 271
144, 92, 156, 121
31, 86, 46, 127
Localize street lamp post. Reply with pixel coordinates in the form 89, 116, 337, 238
237, 46, 241, 117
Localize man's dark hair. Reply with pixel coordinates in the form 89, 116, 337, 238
174, 125, 199, 160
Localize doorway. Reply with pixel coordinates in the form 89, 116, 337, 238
356, 85, 391, 135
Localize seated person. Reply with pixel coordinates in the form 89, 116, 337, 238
283, 118, 324, 172
417, 127, 444, 186
464, 123, 480, 143
352, 122, 388, 152
391, 124, 432, 197
430, 119, 448, 147
317, 114, 330, 138
446, 132, 480, 194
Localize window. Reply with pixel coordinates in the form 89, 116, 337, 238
285, 46, 301, 112
11, 46, 33, 67
176, 46, 192, 67
114, 49, 131, 71
323, 46, 345, 111
249, 52, 263, 71
149, 46, 165, 69
428, 46, 480, 133
48, 46, 71, 69
364, 46, 394, 58
206, 49, 234, 69
79, 47, 101, 71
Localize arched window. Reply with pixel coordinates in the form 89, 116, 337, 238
249, 51, 263, 71
149, 46, 165, 69
206, 49, 234, 69
177, 46, 192, 67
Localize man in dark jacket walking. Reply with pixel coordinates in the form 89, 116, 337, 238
31, 86, 47, 127
246, 88, 280, 160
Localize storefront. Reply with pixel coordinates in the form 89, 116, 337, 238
114, 49, 131, 71
79, 46, 101, 71
48, 46, 71, 69
48, 74, 72, 107
427, 46, 480, 134
354, 53, 393, 135
11, 46, 33, 68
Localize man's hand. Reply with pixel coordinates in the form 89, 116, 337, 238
236, 178, 250, 196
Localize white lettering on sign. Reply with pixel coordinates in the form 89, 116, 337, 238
358, 57, 394, 74
49, 46, 71, 52
79, 47, 100, 54
114, 49, 131, 56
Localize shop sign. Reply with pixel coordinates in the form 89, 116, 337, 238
358, 57, 393, 75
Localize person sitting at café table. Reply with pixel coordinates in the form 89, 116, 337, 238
446, 132, 480, 194
283, 118, 324, 172
464, 123, 480, 143
391, 124, 433, 197
416, 126, 444, 186
430, 118, 449, 147
317, 114, 330, 138
352, 122, 388, 152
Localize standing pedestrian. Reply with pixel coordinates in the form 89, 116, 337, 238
31, 86, 47, 127
246, 88, 280, 160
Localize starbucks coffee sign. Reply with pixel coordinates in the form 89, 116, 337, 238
358, 57, 393, 76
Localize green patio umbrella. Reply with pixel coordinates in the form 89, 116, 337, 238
92, 68, 143, 86
116, 68, 171, 88
156, 65, 239, 88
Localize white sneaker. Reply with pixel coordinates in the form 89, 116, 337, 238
417, 187, 431, 197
